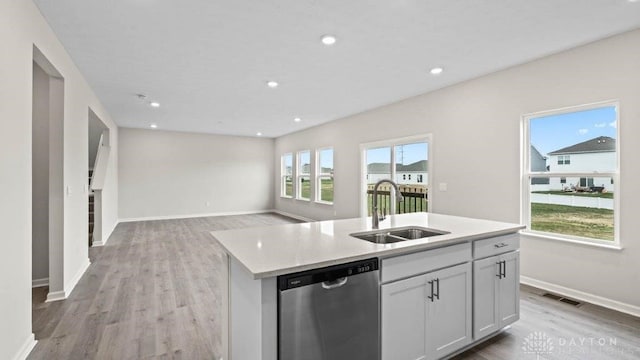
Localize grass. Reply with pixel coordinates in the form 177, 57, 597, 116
531, 203, 614, 241
284, 178, 333, 202
532, 190, 613, 199
285, 179, 427, 214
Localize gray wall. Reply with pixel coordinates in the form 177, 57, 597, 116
119, 128, 275, 220
32, 63, 49, 283
275, 30, 640, 313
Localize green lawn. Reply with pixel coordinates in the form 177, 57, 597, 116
531, 203, 614, 241
285, 178, 333, 202
532, 190, 613, 199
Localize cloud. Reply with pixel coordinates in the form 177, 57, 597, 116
578, 128, 589, 135
594, 122, 606, 128
609, 120, 617, 128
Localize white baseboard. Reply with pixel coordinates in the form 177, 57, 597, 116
45, 290, 66, 302
91, 239, 106, 247
521, 275, 640, 318
92, 220, 117, 247
118, 209, 275, 223
271, 210, 316, 223
32, 278, 49, 288
64, 258, 91, 296
46, 258, 90, 302
11, 333, 37, 360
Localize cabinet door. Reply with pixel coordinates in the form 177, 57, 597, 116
425, 262, 472, 360
473, 256, 500, 339
498, 251, 520, 327
381, 274, 428, 360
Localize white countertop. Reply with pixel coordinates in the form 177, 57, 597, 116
210, 212, 524, 279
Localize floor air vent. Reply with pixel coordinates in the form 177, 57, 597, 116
542, 292, 582, 307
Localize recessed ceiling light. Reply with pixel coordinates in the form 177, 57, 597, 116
430, 67, 444, 75
321, 35, 337, 45
266, 81, 279, 88
150, 102, 160, 107
256, 132, 262, 136
294, 117, 301, 122
150, 124, 158, 129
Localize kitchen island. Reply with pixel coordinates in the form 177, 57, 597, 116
211, 212, 524, 360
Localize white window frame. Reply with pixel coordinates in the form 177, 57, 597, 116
359, 134, 432, 217
315, 147, 334, 205
521, 100, 621, 248
280, 153, 293, 198
296, 150, 311, 201
557, 155, 570, 165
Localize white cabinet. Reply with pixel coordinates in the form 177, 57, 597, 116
473, 251, 520, 339
425, 262, 472, 359
381, 273, 429, 360
381, 262, 472, 360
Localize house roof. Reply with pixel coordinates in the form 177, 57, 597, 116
548, 136, 616, 155
368, 160, 428, 174
530, 145, 546, 160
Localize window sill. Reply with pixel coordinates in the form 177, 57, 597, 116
295, 198, 311, 202
521, 230, 623, 251
315, 200, 334, 206
280, 195, 293, 199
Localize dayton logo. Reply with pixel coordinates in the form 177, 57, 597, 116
522, 331, 554, 359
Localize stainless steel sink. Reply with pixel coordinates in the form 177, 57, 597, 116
388, 228, 449, 239
350, 226, 450, 244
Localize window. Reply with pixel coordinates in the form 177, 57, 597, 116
362, 135, 430, 216
316, 148, 334, 204
297, 150, 311, 201
523, 102, 619, 244
281, 153, 293, 198
557, 155, 571, 165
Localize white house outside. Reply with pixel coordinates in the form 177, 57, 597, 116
532, 136, 615, 193
547, 136, 615, 192
367, 160, 428, 185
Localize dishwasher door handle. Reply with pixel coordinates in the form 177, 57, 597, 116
321, 277, 348, 290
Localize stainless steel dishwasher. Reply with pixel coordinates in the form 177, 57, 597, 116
278, 258, 380, 360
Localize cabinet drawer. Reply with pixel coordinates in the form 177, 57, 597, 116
473, 233, 519, 259
381, 242, 471, 283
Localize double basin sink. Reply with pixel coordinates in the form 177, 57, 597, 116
350, 226, 450, 244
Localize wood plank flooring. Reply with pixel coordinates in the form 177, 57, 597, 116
30, 213, 300, 360
29, 213, 639, 360
453, 285, 640, 360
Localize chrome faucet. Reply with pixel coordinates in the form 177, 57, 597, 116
372, 179, 404, 229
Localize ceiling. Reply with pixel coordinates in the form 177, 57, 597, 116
34, 0, 640, 138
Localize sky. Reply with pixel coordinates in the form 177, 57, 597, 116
530, 105, 617, 155
366, 142, 428, 165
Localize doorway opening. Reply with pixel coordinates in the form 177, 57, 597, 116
31, 46, 65, 306
360, 135, 431, 217
88, 109, 109, 246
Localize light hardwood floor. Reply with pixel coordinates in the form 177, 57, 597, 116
29, 213, 639, 359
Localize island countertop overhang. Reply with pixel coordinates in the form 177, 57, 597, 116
210, 212, 525, 279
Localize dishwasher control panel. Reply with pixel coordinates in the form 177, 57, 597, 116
278, 258, 379, 291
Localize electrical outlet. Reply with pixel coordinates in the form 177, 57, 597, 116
439, 183, 448, 191
205, 201, 210, 207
